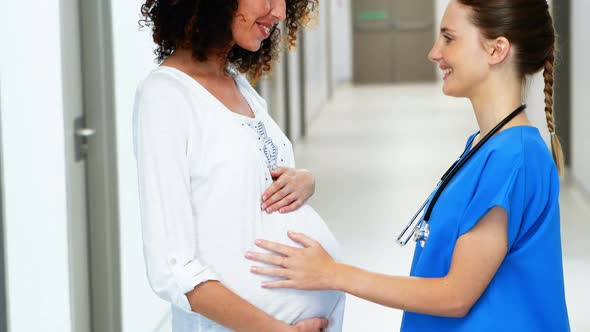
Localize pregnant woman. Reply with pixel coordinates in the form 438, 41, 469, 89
133, 0, 345, 331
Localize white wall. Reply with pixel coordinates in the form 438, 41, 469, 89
0, 2, 180, 331
571, 0, 590, 193
0, 1, 73, 331
330, 0, 353, 85
304, 4, 330, 124
286, 47, 303, 141
259, 53, 287, 131
109, 1, 171, 332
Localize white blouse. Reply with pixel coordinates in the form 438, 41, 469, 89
133, 66, 345, 331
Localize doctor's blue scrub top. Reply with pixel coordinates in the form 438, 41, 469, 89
401, 126, 570, 332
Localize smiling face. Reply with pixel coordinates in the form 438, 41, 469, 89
231, 0, 286, 52
428, 0, 492, 98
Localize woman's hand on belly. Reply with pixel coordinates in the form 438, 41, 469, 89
246, 231, 337, 291
292, 317, 329, 332
261, 168, 315, 214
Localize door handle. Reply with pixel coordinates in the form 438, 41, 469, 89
74, 116, 96, 162
75, 128, 97, 138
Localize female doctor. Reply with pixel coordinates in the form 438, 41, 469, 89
247, 0, 571, 330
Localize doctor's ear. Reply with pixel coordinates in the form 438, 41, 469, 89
486, 37, 511, 65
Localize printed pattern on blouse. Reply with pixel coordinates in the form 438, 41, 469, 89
254, 121, 279, 171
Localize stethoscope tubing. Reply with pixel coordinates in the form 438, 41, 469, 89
422, 104, 527, 222
396, 104, 527, 246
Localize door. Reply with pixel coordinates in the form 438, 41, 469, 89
61, 0, 121, 331
353, 0, 436, 83
285, 32, 305, 141
79, 0, 122, 331
60, 0, 92, 331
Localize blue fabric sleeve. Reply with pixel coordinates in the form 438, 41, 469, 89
458, 150, 525, 248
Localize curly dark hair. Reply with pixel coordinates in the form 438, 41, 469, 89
139, 0, 318, 79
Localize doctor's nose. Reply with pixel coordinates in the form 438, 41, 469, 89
428, 42, 442, 63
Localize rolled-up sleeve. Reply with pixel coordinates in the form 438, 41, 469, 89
132, 74, 219, 312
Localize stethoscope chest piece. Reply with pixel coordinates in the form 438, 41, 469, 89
414, 222, 430, 248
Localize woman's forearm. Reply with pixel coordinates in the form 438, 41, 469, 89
186, 281, 292, 332
331, 263, 469, 318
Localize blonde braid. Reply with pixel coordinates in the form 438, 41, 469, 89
543, 52, 565, 176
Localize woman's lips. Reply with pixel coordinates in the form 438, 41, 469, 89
257, 23, 271, 38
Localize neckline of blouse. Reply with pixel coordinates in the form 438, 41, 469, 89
467, 125, 539, 153
156, 65, 259, 123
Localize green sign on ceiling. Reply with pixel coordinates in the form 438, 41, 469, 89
356, 10, 389, 21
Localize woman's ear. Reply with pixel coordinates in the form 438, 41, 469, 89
487, 37, 511, 65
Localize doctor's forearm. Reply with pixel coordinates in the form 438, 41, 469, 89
331, 263, 470, 318
186, 281, 292, 332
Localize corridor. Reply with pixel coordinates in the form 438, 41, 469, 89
3, 1, 589, 330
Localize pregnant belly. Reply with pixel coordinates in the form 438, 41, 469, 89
203, 205, 343, 324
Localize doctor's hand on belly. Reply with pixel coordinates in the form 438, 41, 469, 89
246, 231, 337, 291
261, 168, 316, 214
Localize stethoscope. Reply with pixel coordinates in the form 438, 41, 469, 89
396, 104, 527, 247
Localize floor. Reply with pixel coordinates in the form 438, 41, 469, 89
294, 83, 590, 331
